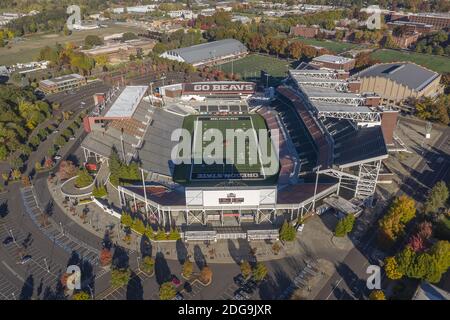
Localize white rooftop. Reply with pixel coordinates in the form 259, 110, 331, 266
104, 86, 148, 118
313, 54, 354, 65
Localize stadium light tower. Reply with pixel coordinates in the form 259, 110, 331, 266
312, 165, 322, 211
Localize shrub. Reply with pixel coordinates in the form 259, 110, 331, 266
159, 282, 176, 300
72, 291, 90, 300
99, 248, 112, 266
240, 260, 252, 279
75, 168, 93, 188
132, 218, 146, 235
369, 290, 386, 300
182, 260, 193, 278
199, 266, 212, 284
92, 185, 107, 198
335, 214, 355, 237
120, 213, 133, 228
279, 221, 296, 241
168, 228, 181, 240
110, 268, 131, 288
141, 256, 155, 274
253, 262, 268, 281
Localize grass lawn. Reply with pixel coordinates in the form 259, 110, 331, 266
295, 37, 363, 53
0, 24, 144, 66
370, 49, 450, 73
217, 54, 292, 80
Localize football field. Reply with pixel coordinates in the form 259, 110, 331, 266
191, 116, 263, 180
173, 114, 279, 183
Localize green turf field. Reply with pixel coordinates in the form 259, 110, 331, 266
370, 49, 450, 73
295, 37, 363, 53
173, 114, 279, 184
217, 54, 292, 80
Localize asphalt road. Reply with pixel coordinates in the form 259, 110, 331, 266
315, 117, 450, 300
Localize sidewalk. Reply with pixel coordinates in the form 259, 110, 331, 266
48, 176, 304, 263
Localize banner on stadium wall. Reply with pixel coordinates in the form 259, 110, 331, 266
183, 82, 256, 95
201, 189, 276, 207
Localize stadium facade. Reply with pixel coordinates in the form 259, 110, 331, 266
80, 60, 399, 241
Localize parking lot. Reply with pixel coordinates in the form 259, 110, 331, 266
21, 187, 101, 267
0, 273, 20, 300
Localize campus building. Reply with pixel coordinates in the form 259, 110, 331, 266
389, 12, 450, 31
159, 39, 248, 67
310, 54, 356, 72
80, 39, 156, 64
39, 74, 87, 94
357, 62, 443, 104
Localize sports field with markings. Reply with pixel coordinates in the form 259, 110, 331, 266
173, 114, 278, 184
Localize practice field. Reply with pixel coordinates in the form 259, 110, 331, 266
0, 23, 144, 66
370, 49, 450, 73
173, 114, 279, 183
296, 37, 363, 53
217, 54, 292, 80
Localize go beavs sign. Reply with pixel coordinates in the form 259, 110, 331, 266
183, 82, 256, 94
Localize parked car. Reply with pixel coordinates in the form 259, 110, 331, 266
53, 155, 62, 160
174, 292, 184, 300
237, 289, 251, 299
2, 236, 13, 246
171, 275, 181, 287
69, 136, 76, 141
241, 285, 254, 295
234, 274, 246, 286
232, 293, 244, 300
20, 255, 32, 265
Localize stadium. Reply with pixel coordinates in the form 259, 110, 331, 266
81, 60, 399, 242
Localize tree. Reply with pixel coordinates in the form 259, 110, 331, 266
199, 266, 213, 284
168, 228, 181, 240
84, 35, 103, 49
92, 185, 107, 198
132, 218, 146, 235
279, 220, 296, 241
384, 256, 403, 280
182, 260, 193, 278
111, 268, 131, 288
253, 262, 268, 281
424, 181, 449, 214
99, 248, 112, 267
141, 256, 155, 274
58, 160, 78, 180
369, 290, 386, 300
55, 135, 67, 147
72, 291, 90, 300
75, 168, 93, 188
379, 196, 416, 247
122, 32, 138, 42
120, 213, 133, 228
335, 214, 355, 237
159, 282, 176, 300
240, 260, 252, 279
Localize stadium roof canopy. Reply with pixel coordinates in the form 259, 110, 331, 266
334, 126, 388, 167
357, 62, 439, 91
104, 86, 148, 118
168, 39, 247, 65
314, 102, 372, 113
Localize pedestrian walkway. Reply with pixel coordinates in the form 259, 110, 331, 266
21, 186, 101, 266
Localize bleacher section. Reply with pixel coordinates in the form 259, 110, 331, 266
256, 106, 297, 184
276, 86, 333, 169
138, 105, 185, 176
272, 99, 317, 174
